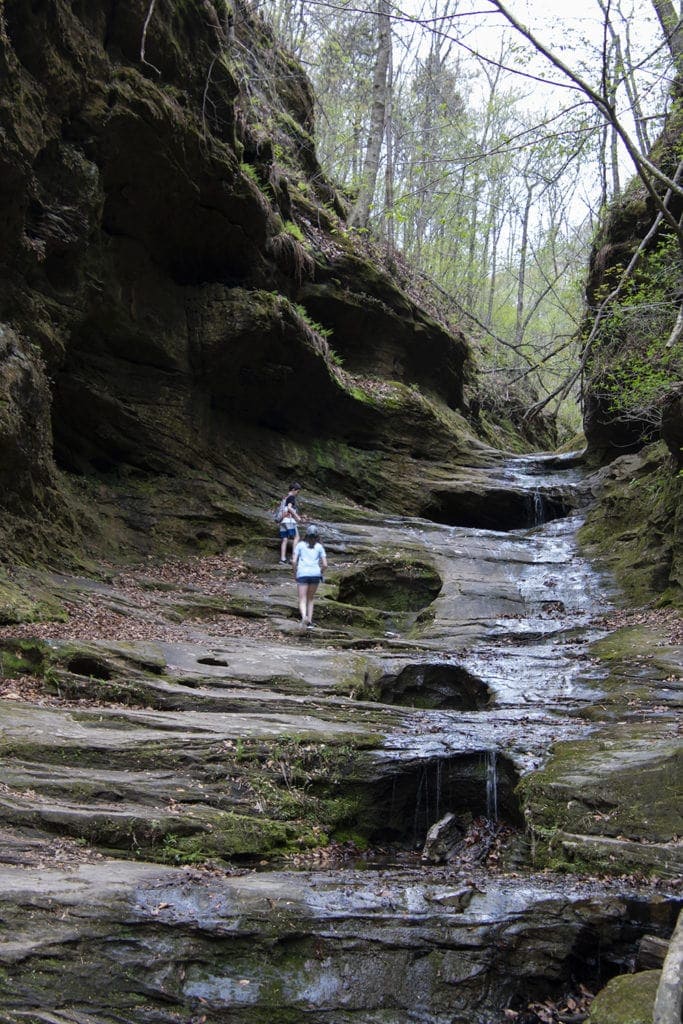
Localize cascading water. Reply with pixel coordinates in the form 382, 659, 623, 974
4, 451, 678, 1024
531, 488, 545, 526
485, 750, 499, 822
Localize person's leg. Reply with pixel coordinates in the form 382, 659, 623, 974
306, 582, 319, 624
281, 528, 295, 562
297, 582, 309, 624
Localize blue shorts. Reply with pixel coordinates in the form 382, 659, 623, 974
297, 575, 321, 586
279, 527, 297, 538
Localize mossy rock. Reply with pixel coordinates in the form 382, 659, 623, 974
587, 970, 659, 1024
0, 578, 67, 625
518, 722, 683, 875
313, 599, 386, 632
337, 559, 442, 612
158, 811, 327, 863
0, 637, 51, 676
580, 444, 682, 607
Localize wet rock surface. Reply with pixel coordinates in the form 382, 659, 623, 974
0, 454, 680, 1022
0, 853, 675, 1024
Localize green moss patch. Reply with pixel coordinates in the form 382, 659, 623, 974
588, 970, 659, 1024
518, 725, 682, 874
0, 576, 67, 625
337, 559, 442, 612
580, 444, 682, 607
159, 813, 327, 863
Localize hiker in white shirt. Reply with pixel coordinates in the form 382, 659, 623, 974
292, 524, 327, 628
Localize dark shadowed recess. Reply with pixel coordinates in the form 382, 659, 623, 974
66, 655, 112, 680
337, 560, 443, 611
369, 663, 491, 710
355, 751, 522, 847
424, 488, 573, 531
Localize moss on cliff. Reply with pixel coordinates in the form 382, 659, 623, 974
0, 0, 496, 568
582, 78, 683, 466
579, 443, 682, 606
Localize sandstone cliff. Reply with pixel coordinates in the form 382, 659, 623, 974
581, 76, 682, 466
580, 86, 682, 604
0, 0, 490, 563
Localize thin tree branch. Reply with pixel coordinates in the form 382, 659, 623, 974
140, 0, 162, 76
486, 0, 683, 233
524, 158, 683, 420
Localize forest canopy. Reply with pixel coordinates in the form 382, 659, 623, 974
262, 0, 682, 439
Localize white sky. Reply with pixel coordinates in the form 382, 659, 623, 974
420, 0, 669, 172
384, 0, 669, 227
456, 0, 666, 104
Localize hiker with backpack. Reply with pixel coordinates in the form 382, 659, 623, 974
277, 482, 303, 564
292, 524, 327, 628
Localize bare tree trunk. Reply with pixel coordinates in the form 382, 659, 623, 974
599, 121, 610, 209
650, 0, 683, 68
619, 28, 652, 152
610, 123, 621, 196
597, 1, 644, 177
349, 0, 391, 229
383, 42, 395, 253
514, 183, 534, 349
486, 210, 502, 327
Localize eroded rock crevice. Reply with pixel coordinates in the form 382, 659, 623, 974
363, 662, 491, 710
424, 486, 575, 531
355, 752, 523, 847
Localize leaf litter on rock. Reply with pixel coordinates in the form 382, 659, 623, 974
0, 552, 281, 650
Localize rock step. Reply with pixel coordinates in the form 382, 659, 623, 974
0, 783, 328, 861
1, 760, 252, 810
559, 833, 683, 879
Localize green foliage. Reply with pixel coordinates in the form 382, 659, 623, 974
293, 303, 333, 341
283, 219, 305, 242
600, 346, 680, 420
587, 233, 683, 423
240, 161, 262, 187
275, 108, 314, 145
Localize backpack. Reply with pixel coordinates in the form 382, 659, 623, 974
272, 497, 288, 523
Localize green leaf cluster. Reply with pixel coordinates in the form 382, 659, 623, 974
588, 233, 683, 422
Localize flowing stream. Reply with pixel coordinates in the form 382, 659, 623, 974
0, 453, 679, 1024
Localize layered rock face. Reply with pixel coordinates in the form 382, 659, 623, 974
579, 89, 683, 604
0, 0, 480, 558
581, 89, 683, 466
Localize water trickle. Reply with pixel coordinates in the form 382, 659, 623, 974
485, 750, 499, 822
413, 767, 428, 846
434, 758, 443, 822
531, 489, 545, 526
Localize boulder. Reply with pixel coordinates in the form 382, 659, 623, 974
587, 970, 660, 1024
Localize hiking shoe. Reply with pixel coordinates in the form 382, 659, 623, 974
279, 559, 288, 564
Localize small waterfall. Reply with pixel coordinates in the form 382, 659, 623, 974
413, 767, 428, 846
531, 489, 545, 526
434, 758, 442, 822
485, 750, 499, 822
413, 761, 443, 845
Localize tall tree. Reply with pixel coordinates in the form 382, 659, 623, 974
349, 0, 392, 228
